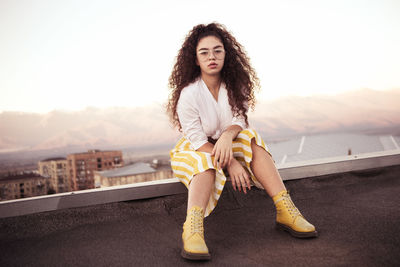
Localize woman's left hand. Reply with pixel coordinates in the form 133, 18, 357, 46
212, 133, 233, 168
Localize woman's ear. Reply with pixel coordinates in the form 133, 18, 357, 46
195, 58, 199, 66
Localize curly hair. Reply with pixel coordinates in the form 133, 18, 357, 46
166, 22, 260, 131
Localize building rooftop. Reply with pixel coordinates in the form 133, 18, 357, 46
97, 162, 156, 178
0, 172, 44, 182
40, 157, 67, 162
0, 151, 399, 266
69, 149, 122, 156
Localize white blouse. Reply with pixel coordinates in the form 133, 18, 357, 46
177, 78, 247, 150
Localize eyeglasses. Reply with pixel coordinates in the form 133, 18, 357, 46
197, 49, 225, 61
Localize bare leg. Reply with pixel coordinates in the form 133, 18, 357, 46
250, 139, 286, 197
187, 169, 215, 212
182, 169, 214, 260
249, 139, 317, 238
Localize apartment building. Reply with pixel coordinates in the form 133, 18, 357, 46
38, 157, 70, 193
0, 173, 50, 200
67, 150, 123, 191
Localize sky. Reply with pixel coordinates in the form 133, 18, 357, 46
0, 0, 399, 113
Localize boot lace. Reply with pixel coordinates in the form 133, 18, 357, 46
282, 193, 302, 219
190, 209, 204, 235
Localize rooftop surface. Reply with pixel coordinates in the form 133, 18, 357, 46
1, 163, 399, 266
267, 133, 400, 165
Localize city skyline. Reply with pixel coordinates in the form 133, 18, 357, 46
1, 0, 400, 113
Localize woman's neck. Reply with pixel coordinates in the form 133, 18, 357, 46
201, 74, 221, 101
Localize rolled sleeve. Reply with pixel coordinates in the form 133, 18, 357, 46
177, 92, 208, 150
232, 115, 246, 130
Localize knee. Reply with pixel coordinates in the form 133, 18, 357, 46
251, 141, 261, 157
194, 169, 215, 179
251, 138, 261, 150
251, 138, 272, 158
190, 169, 215, 188
205, 168, 216, 176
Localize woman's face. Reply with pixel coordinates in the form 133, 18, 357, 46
196, 35, 225, 77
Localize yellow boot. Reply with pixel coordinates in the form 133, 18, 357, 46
272, 190, 318, 238
181, 206, 211, 260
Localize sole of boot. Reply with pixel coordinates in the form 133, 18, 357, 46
276, 222, 318, 238
181, 248, 211, 261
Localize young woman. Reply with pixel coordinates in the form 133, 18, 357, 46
167, 23, 317, 261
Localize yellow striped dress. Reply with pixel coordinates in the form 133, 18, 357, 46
170, 128, 272, 217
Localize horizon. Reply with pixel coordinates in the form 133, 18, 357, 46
1, 88, 399, 155
1, 127, 399, 177
0, 87, 399, 115
1, 0, 400, 113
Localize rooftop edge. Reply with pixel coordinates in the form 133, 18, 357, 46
1, 149, 399, 218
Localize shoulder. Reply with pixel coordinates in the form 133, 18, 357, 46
179, 78, 201, 104
180, 78, 201, 97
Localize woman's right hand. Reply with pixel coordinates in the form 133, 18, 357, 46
227, 158, 251, 193
212, 133, 233, 168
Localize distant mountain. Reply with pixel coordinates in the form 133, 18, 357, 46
0, 88, 399, 153
0, 106, 180, 153
249, 88, 400, 140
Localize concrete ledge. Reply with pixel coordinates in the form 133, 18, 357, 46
0, 178, 187, 219
277, 149, 400, 180
1, 149, 399, 218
